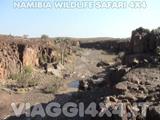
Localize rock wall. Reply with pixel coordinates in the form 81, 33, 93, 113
0, 42, 22, 81
150, 28, 160, 52
129, 27, 160, 54
80, 39, 130, 52
0, 36, 77, 80
123, 27, 160, 66
129, 27, 150, 53
22, 46, 40, 67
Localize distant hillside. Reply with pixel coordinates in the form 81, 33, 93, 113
0, 34, 130, 43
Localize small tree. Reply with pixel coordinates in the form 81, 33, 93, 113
23, 34, 29, 39
41, 34, 49, 40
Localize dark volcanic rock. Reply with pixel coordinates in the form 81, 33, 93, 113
146, 105, 160, 120
124, 27, 160, 66
129, 27, 150, 54
96, 61, 110, 68
149, 27, 160, 52
117, 68, 160, 103
78, 27, 160, 120
108, 65, 130, 85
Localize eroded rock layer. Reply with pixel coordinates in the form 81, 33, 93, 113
0, 36, 79, 80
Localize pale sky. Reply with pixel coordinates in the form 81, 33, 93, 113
0, 0, 159, 38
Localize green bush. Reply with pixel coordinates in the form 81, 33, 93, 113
10, 74, 20, 81
24, 66, 33, 74
42, 84, 58, 94
41, 34, 49, 40
16, 73, 32, 88
9, 66, 37, 88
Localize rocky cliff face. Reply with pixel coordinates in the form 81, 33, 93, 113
22, 47, 39, 67
129, 27, 160, 54
123, 27, 160, 66
0, 36, 78, 81
0, 42, 22, 81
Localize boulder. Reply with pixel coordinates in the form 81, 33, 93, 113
79, 80, 89, 91
146, 105, 160, 120
96, 61, 110, 68
108, 65, 130, 85
122, 54, 153, 67
45, 63, 64, 78
114, 81, 128, 93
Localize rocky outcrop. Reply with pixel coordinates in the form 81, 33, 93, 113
146, 105, 160, 120
0, 42, 22, 81
23, 47, 39, 67
129, 27, 150, 54
44, 62, 64, 77
0, 36, 77, 80
115, 68, 160, 103
108, 65, 131, 85
149, 28, 160, 52
80, 39, 130, 52
124, 27, 160, 66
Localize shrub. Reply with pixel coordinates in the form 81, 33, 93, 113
23, 66, 33, 74
39, 54, 48, 65
42, 76, 62, 94
10, 73, 19, 81
16, 73, 32, 88
41, 34, 49, 40
42, 84, 58, 94
9, 66, 37, 88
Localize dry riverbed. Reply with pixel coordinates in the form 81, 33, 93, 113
0, 47, 117, 119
